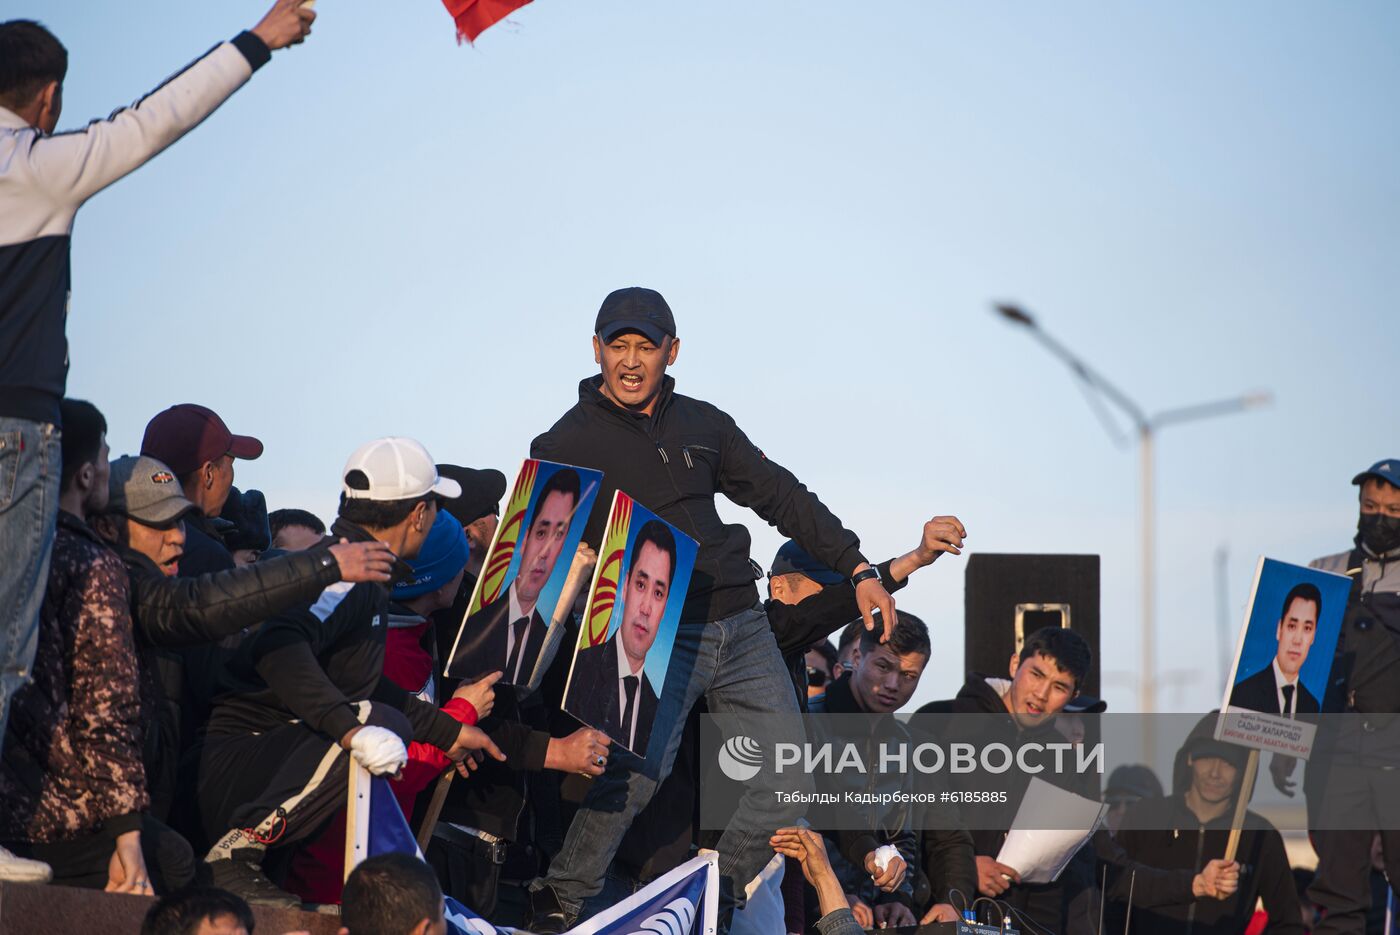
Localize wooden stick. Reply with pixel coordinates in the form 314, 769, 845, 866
416, 771, 455, 853
345, 762, 367, 882
1223, 748, 1260, 863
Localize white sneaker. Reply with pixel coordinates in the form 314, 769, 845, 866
0, 845, 52, 884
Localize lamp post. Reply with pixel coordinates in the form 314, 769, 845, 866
994, 303, 1270, 761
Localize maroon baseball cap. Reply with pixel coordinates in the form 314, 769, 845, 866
141, 404, 263, 476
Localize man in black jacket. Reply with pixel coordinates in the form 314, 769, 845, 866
526, 287, 897, 932
1110, 716, 1303, 935
195, 437, 504, 907
810, 613, 933, 931
90, 454, 396, 825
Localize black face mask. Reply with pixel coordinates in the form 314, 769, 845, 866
1357, 512, 1400, 555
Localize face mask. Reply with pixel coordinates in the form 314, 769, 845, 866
1357, 512, 1400, 555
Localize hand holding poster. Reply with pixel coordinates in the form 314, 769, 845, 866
563, 492, 697, 758
1217, 556, 1351, 758
445, 459, 601, 685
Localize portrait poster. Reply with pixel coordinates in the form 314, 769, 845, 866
1215, 556, 1350, 758
562, 491, 697, 758
445, 459, 602, 685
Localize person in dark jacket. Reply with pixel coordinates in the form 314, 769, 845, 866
90, 455, 397, 825
922, 629, 1239, 933
1297, 459, 1400, 935
1109, 714, 1304, 935
809, 613, 933, 931
0, 400, 192, 893
525, 287, 898, 932
0, 5, 313, 812
195, 436, 504, 907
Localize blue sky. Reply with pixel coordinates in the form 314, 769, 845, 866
40, 1, 1400, 712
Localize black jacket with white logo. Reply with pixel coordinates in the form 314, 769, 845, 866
0, 32, 270, 423
206, 520, 461, 752
532, 375, 866, 624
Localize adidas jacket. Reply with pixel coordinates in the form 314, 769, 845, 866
0, 32, 271, 423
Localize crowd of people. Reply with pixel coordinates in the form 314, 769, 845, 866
3, 4, 1399, 935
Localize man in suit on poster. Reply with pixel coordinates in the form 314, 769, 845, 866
1230, 582, 1322, 716
456, 468, 581, 684
566, 520, 676, 754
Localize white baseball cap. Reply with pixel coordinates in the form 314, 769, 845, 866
342, 437, 463, 502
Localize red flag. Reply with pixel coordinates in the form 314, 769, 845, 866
441, 0, 533, 43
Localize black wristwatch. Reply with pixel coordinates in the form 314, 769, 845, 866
850, 566, 881, 588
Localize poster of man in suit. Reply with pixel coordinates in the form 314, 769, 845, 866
446, 459, 601, 684
564, 493, 696, 757
1220, 558, 1349, 732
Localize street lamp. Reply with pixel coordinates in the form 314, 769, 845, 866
993, 303, 1271, 759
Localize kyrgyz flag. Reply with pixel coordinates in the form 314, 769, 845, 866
582, 491, 633, 648
441, 0, 533, 43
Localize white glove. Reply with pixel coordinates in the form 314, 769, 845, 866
872, 845, 899, 874
349, 726, 408, 776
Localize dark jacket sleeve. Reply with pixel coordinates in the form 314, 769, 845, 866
1255, 828, 1305, 934
133, 546, 342, 649
369, 677, 462, 751
252, 608, 363, 743
482, 719, 552, 771
772, 559, 904, 655
1100, 827, 1198, 909
715, 413, 867, 577
920, 828, 978, 909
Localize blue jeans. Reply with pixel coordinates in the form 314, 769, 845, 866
540, 605, 810, 919
0, 417, 60, 756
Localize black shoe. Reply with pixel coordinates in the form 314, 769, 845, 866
207, 853, 301, 909
526, 884, 573, 935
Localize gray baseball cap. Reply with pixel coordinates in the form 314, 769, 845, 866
108, 455, 198, 526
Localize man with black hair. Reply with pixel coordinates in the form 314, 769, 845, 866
1229, 582, 1322, 715
453, 467, 582, 685
810, 612, 938, 930
1294, 459, 1400, 935
0, 4, 314, 782
269, 508, 327, 552
195, 437, 505, 907
342, 852, 448, 935
141, 886, 256, 935
565, 519, 677, 753
1, 399, 192, 892
527, 286, 897, 931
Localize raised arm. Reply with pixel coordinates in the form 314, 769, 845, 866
23, 0, 313, 207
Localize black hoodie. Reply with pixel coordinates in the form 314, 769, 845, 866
531, 375, 866, 623
1108, 717, 1304, 935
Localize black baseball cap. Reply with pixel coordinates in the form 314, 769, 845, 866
595, 287, 677, 345
436, 464, 507, 526
770, 540, 844, 586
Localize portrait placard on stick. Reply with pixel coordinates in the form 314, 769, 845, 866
562, 492, 697, 758
445, 459, 601, 685
1215, 556, 1350, 759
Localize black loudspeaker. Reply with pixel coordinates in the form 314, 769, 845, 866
964, 554, 1101, 697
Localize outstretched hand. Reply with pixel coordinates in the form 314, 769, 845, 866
916, 515, 967, 564
446, 724, 506, 778
329, 539, 395, 583
252, 0, 316, 50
